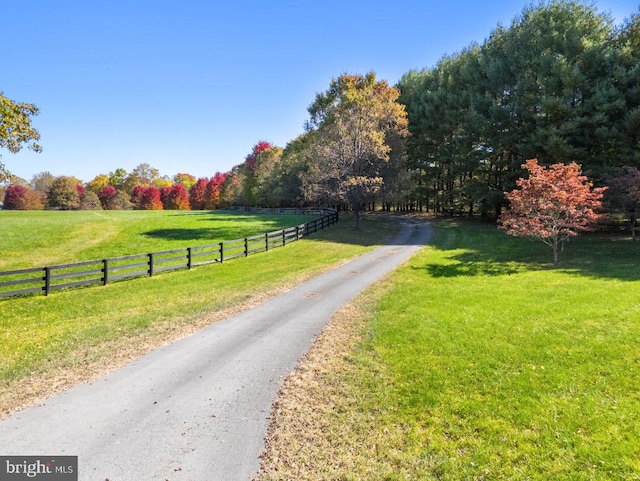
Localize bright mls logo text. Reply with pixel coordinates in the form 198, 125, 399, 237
0, 456, 77, 480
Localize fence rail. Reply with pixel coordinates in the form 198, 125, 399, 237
0, 208, 338, 299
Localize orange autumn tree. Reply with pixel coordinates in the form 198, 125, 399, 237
499, 159, 606, 265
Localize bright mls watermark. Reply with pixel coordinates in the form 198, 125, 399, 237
0, 457, 77, 480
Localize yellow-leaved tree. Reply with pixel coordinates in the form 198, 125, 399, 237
302, 72, 409, 227
0, 92, 42, 182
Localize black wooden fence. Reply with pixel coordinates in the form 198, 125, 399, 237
0, 208, 338, 298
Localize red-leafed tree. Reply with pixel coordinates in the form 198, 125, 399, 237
98, 185, 118, 209
244, 141, 273, 170
98, 185, 131, 210
3, 184, 43, 210
160, 184, 190, 210
205, 172, 227, 209
189, 178, 209, 210
499, 159, 607, 265
3, 184, 28, 209
131, 185, 163, 210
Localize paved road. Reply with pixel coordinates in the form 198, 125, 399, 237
0, 218, 432, 481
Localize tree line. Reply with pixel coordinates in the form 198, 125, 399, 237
0, 165, 229, 211
398, 0, 639, 219
1, 1, 639, 233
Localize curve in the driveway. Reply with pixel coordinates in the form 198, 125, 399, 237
0, 218, 432, 481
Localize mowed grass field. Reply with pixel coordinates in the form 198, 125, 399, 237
0, 209, 321, 270
0, 209, 398, 416
259, 219, 640, 481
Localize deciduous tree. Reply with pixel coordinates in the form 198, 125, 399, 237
30, 171, 54, 195
3, 184, 43, 210
87, 174, 110, 195
160, 184, 190, 210
206, 172, 227, 209
131, 163, 160, 186
98, 185, 118, 210
79, 190, 102, 210
131, 185, 162, 210
499, 159, 606, 265
108, 168, 128, 192
303, 72, 409, 226
0, 92, 42, 181
47, 176, 82, 210
173, 173, 197, 191
98, 185, 131, 210
189, 178, 209, 210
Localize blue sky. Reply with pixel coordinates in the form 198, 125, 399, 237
3, 0, 638, 183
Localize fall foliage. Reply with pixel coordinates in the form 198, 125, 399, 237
0, 92, 42, 182
131, 185, 163, 210
303, 72, 408, 226
499, 159, 606, 265
160, 184, 190, 210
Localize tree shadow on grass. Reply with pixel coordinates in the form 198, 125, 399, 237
422, 255, 523, 278
141, 211, 304, 243
142, 228, 223, 242
416, 218, 640, 282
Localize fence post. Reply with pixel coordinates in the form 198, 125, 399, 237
295, 225, 300, 241
103, 259, 109, 285
44, 267, 51, 296
187, 247, 192, 269
219, 242, 224, 263
244, 238, 249, 257
148, 253, 154, 276
265, 233, 269, 251
282, 229, 286, 246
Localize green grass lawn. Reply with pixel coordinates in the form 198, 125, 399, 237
0, 209, 318, 270
0, 210, 398, 416
260, 218, 640, 481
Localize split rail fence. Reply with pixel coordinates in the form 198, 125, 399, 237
0, 208, 338, 298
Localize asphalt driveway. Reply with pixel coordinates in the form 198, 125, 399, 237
0, 218, 432, 481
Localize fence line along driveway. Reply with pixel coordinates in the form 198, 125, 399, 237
0, 208, 337, 298
0, 217, 432, 481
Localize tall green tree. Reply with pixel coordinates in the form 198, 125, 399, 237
0, 92, 42, 181
615, 11, 640, 167
240, 141, 276, 206
108, 168, 128, 192
398, 0, 623, 217
273, 134, 311, 207
252, 145, 283, 207
303, 72, 409, 226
